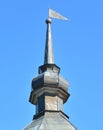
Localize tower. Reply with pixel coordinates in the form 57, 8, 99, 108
24, 9, 77, 130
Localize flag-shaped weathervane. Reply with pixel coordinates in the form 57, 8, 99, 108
48, 8, 68, 20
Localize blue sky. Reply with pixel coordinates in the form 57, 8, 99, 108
0, 0, 103, 130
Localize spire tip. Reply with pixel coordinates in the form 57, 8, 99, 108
46, 18, 52, 24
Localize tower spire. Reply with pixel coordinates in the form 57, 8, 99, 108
44, 8, 68, 64
44, 18, 54, 64
24, 9, 77, 130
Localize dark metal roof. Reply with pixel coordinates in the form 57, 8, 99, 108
24, 112, 77, 130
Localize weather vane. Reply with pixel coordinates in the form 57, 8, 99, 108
48, 8, 68, 21
44, 9, 68, 64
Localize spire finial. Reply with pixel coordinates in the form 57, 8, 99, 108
44, 9, 68, 65
44, 17, 54, 64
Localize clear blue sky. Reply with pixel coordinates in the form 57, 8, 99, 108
0, 0, 103, 130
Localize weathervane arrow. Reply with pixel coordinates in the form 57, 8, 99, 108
48, 8, 68, 20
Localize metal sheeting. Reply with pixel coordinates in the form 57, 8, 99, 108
24, 112, 77, 130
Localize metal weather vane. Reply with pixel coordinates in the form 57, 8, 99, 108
44, 8, 68, 65
48, 8, 68, 20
